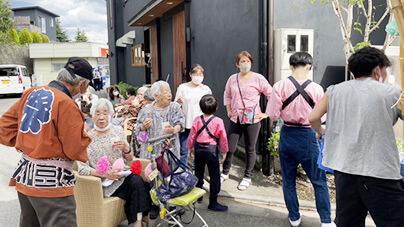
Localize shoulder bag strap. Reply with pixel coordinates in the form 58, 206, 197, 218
236, 74, 246, 109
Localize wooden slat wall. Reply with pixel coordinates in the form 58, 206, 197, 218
150, 25, 159, 83
172, 11, 186, 93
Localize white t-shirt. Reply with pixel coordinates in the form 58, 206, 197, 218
175, 83, 212, 129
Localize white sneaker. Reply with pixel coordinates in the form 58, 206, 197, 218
288, 217, 301, 227
220, 174, 229, 183
321, 222, 336, 227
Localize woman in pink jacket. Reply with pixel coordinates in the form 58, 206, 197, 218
222, 51, 272, 191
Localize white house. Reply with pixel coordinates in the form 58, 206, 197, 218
29, 42, 109, 85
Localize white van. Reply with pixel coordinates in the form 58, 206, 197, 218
0, 64, 32, 95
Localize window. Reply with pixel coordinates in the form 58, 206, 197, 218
300, 35, 309, 52
287, 35, 296, 53
50, 18, 54, 27
51, 63, 65, 72
22, 68, 29, 77
41, 17, 46, 33
131, 44, 145, 67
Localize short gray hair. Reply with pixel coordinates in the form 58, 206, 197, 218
57, 68, 90, 86
144, 88, 154, 101
137, 86, 148, 94
150, 81, 170, 97
90, 98, 114, 118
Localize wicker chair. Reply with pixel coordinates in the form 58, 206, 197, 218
73, 159, 151, 227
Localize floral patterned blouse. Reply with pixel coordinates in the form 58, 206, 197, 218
135, 101, 185, 160
77, 125, 129, 197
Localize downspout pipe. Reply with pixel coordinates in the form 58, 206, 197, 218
259, 0, 272, 176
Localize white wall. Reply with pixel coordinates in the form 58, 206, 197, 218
34, 57, 100, 85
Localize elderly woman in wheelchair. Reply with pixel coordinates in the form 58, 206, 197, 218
77, 98, 151, 227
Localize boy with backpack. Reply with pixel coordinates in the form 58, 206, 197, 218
187, 94, 229, 211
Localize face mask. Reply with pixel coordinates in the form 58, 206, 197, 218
239, 63, 251, 73
113, 91, 119, 96
72, 92, 85, 100
94, 115, 112, 132
378, 74, 384, 83
191, 76, 204, 85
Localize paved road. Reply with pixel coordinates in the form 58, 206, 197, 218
0, 95, 22, 226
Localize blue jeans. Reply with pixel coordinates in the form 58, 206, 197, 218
279, 125, 331, 223
179, 129, 190, 166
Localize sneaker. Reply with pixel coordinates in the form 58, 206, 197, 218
208, 202, 228, 212
321, 222, 336, 227
220, 174, 229, 183
288, 217, 301, 227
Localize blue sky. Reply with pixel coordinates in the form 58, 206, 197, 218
10, 0, 108, 43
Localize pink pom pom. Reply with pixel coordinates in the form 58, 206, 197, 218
112, 158, 125, 172
144, 163, 153, 182
96, 155, 110, 175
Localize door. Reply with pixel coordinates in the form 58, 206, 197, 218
172, 11, 186, 93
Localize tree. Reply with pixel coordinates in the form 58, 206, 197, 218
75, 28, 88, 42
307, 0, 394, 62
56, 18, 69, 42
7, 28, 19, 44
31, 32, 42, 43
41, 34, 50, 43
19, 29, 33, 45
0, 0, 14, 44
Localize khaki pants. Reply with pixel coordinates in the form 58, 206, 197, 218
18, 192, 77, 227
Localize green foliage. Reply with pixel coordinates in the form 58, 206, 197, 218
75, 28, 88, 42
114, 82, 137, 99
267, 131, 280, 157
6, 28, 19, 44
397, 138, 404, 152
31, 32, 42, 43
354, 41, 371, 50
0, 0, 13, 33
0, 0, 14, 44
56, 19, 69, 42
19, 29, 33, 45
41, 34, 50, 43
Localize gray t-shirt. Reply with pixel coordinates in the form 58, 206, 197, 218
323, 78, 403, 179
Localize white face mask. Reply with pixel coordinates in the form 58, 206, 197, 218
191, 76, 204, 85
239, 63, 251, 73
113, 91, 119, 96
378, 74, 384, 83
94, 115, 112, 132
72, 92, 85, 100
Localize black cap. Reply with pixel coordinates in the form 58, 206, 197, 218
64, 57, 93, 85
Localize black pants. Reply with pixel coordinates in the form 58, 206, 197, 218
112, 174, 151, 224
222, 120, 261, 178
18, 192, 77, 227
334, 171, 404, 227
194, 142, 220, 204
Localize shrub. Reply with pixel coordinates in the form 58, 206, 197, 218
114, 81, 137, 99
19, 29, 33, 45
31, 32, 42, 43
7, 28, 19, 44
41, 34, 50, 43
267, 131, 280, 157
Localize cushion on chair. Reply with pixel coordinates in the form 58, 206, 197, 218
166, 188, 207, 206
